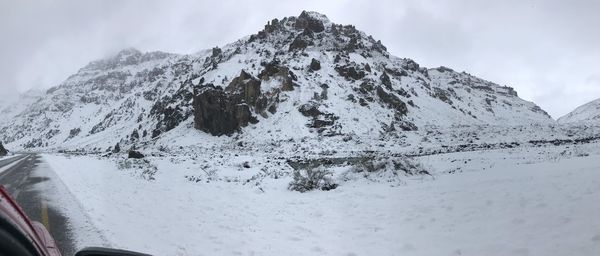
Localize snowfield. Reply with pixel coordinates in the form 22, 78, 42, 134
41, 142, 600, 256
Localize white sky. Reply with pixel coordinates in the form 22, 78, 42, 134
0, 0, 598, 118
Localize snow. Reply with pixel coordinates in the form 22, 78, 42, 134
42, 142, 600, 255
3, 10, 600, 256
558, 98, 600, 124
0, 10, 556, 152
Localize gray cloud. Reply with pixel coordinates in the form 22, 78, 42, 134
0, 0, 598, 118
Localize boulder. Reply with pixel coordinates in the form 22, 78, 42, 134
128, 150, 145, 159
298, 102, 323, 118
310, 58, 321, 71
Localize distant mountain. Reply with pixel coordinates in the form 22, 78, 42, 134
558, 98, 600, 124
0, 89, 43, 127
0, 11, 554, 151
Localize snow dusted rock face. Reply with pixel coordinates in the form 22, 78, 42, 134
0, 10, 554, 151
558, 98, 600, 124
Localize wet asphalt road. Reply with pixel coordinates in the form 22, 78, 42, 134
0, 154, 77, 256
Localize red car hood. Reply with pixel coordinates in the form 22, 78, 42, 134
0, 185, 61, 256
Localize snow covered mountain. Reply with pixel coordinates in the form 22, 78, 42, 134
0, 11, 554, 151
0, 89, 43, 127
558, 98, 600, 124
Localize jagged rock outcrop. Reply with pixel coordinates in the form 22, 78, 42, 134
294, 11, 325, 33
0, 142, 7, 156
193, 84, 257, 136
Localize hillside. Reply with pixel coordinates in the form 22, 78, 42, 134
0, 11, 554, 152
558, 98, 600, 124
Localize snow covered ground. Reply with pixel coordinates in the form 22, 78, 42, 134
40, 142, 600, 256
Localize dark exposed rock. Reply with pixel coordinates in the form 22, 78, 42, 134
433, 87, 453, 105
376, 86, 408, 116
226, 70, 262, 105
150, 103, 188, 138
289, 35, 309, 51
112, 143, 121, 153
131, 129, 139, 142
310, 58, 321, 71
364, 63, 372, 73
295, 11, 325, 33
311, 118, 335, 128
67, 128, 81, 140
347, 94, 356, 103
359, 98, 368, 106
263, 18, 283, 34
259, 61, 295, 91
385, 68, 408, 77
380, 72, 392, 90
211, 47, 222, 58
334, 54, 342, 63
0, 142, 7, 156
372, 40, 388, 55
344, 37, 363, 52
436, 66, 454, 73
397, 120, 418, 131
319, 84, 329, 100
402, 59, 420, 71
357, 81, 374, 94
298, 102, 323, 118
335, 65, 366, 80
128, 150, 145, 159
193, 85, 258, 136
259, 60, 283, 78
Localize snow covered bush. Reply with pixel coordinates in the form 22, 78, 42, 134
345, 157, 431, 183
117, 158, 158, 181
288, 167, 338, 192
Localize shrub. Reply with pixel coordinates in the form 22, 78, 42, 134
288, 167, 338, 192
347, 157, 431, 183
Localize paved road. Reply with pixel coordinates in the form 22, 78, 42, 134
0, 154, 77, 255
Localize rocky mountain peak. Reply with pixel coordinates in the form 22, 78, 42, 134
80, 48, 172, 72
0, 11, 555, 151
247, 10, 389, 59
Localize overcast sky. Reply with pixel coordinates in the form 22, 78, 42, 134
0, 0, 598, 118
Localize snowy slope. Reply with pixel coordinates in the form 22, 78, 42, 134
42, 141, 600, 255
0, 11, 554, 151
558, 98, 600, 124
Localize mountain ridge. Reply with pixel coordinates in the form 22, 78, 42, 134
558, 98, 600, 124
0, 11, 554, 151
